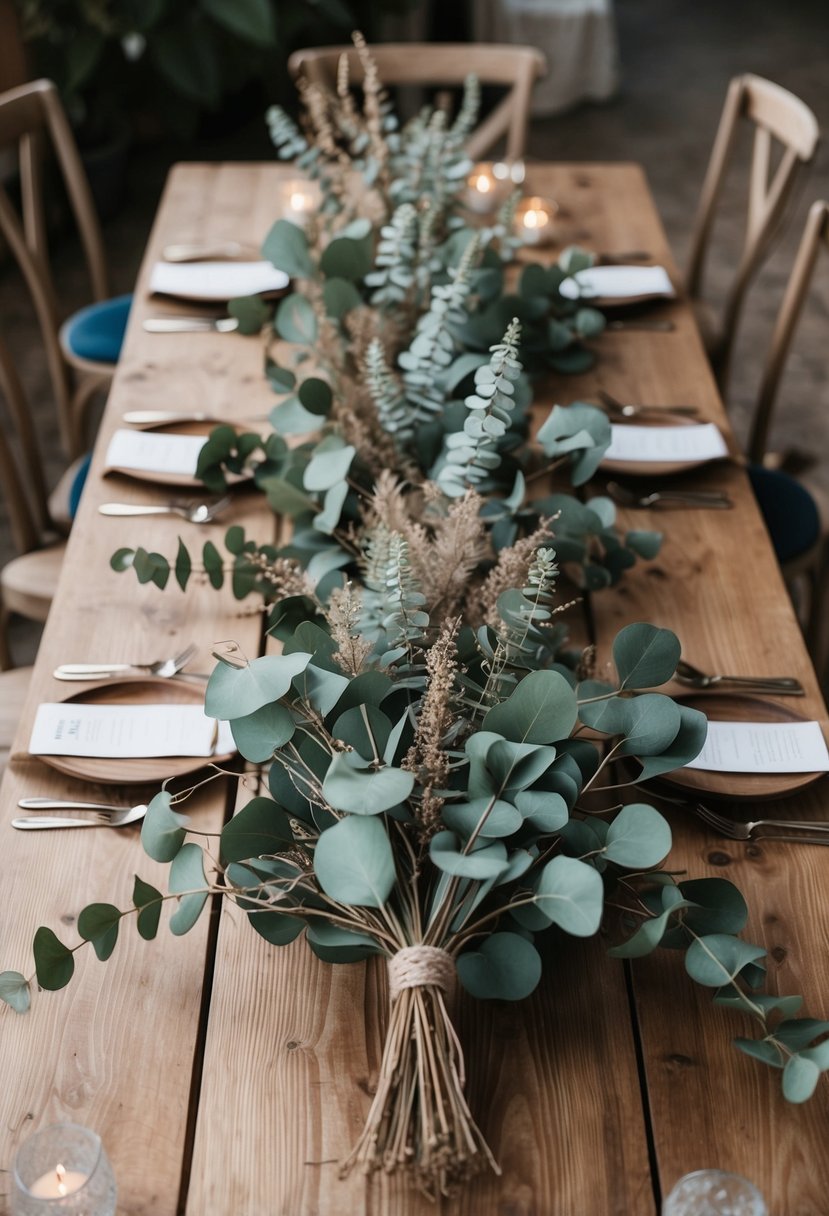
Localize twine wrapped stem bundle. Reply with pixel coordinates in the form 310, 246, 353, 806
340, 946, 499, 1198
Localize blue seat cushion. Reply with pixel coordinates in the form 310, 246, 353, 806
63, 293, 132, 364
748, 464, 820, 565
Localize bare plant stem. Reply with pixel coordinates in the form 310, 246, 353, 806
339, 984, 499, 1198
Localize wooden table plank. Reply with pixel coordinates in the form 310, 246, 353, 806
0, 164, 285, 1213
545, 165, 829, 1209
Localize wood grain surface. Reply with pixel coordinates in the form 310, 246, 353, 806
3, 161, 829, 1216
0, 164, 280, 1214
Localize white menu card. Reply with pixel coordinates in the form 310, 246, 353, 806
604, 423, 729, 464
559, 265, 675, 301
149, 260, 289, 301
684, 720, 829, 774
105, 429, 207, 477
30, 704, 235, 759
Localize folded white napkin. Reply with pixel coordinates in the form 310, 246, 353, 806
604, 423, 728, 464
30, 704, 236, 759
685, 720, 829, 774
559, 265, 675, 301
105, 429, 207, 477
149, 260, 289, 301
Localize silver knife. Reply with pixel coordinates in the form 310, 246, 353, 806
142, 316, 239, 334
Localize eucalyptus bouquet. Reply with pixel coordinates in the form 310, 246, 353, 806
5, 535, 829, 1195
113, 37, 659, 607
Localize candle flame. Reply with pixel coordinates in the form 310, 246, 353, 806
56, 1163, 67, 1197
290, 191, 310, 211
524, 210, 541, 229
474, 175, 492, 194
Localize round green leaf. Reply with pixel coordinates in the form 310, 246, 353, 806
613, 623, 681, 689
133, 876, 163, 942
220, 797, 295, 865
314, 815, 395, 908
168, 843, 210, 936
332, 705, 393, 761
322, 752, 414, 815
275, 293, 317, 345
262, 219, 313, 278
230, 702, 296, 762
604, 804, 672, 868
320, 234, 373, 280
247, 910, 304, 946
483, 670, 578, 744
534, 855, 604, 936
205, 652, 311, 720
298, 377, 333, 417
443, 798, 523, 839
323, 277, 363, 319
685, 934, 767, 988
457, 933, 541, 1001
306, 922, 382, 962
782, 1053, 822, 1103
429, 832, 509, 879
33, 927, 74, 991
141, 790, 189, 863
0, 971, 31, 1013
77, 903, 121, 962
637, 704, 708, 779
303, 438, 356, 492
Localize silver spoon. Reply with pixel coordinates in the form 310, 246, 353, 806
98, 496, 231, 524
674, 659, 805, 695
12, 805, 148, 830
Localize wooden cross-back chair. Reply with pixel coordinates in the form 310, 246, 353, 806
287, 43, 547, 163
742, 200, 829, 671
0, 78, 125, 456
0, 330, 66, 671
686, 73, 819, 392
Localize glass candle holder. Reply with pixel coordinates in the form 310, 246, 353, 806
11, 1124, 117, 1216
514, 195, 559, 247
465, 163, 510, 215
663, 1170, 767, 1216
276, 179, 320, 228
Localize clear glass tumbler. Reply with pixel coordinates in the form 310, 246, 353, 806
11, 1123, 117, 1216
663, 1170, 767, 1216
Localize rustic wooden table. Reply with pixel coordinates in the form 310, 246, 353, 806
1, 162, 828, 1216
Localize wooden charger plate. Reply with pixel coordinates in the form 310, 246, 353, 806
33, 677, 234, 785
650, 692, 827, 802
600, 414, 729, 479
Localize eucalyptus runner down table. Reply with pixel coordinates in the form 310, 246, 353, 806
1, 162, 828, 1216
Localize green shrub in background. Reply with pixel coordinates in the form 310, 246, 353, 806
16, 0, 422, 139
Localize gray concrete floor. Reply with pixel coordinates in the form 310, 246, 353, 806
2, 0, 829, 667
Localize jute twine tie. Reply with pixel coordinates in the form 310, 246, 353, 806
388, 945, 455, 999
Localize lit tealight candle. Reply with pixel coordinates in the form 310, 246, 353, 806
515, 195, 558, 247
278, 181, 319, 228
28, 1163, 88, 1199
465, 164, 502, 215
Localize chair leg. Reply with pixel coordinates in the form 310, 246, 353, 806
70, 371, 111, 456
0, 600, 13, 672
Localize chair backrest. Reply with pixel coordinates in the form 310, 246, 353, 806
0, 78, 109, 452
287, 43, 546, 162
0, 330, 50, 556
748, 199, 829, 464
686, 73, 819, 389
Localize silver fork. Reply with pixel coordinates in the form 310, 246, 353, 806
674, 658, 804, 695
98, 495, 232, 524
53, 642, 198, 682
690, 801, 829, 844
606, 481, 733, 510
12, 805, 148, 830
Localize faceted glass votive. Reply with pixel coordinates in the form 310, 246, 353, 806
11, 1123, 117, 1216
663, 1170, 767, 1216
